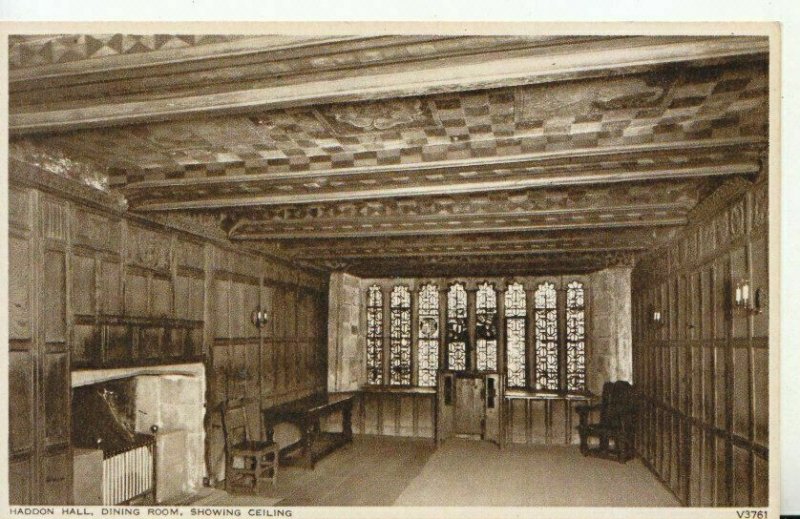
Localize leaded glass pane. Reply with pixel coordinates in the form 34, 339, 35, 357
366, 285, 383, 385
417, 284, 439, 387
505, 282, 526, 387
534, 282, 559, 390
447, 283, 467, 371
476, 282, 498, 371
566, 281, 586, 392
389, 285, 412, 385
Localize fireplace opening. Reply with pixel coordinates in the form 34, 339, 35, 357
70, 363, 207, 505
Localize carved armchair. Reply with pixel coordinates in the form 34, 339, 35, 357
576, 381, 636, 463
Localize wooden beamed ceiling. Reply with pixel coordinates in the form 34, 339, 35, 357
8, 34, 769, 277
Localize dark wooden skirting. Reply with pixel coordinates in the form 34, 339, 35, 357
350, 387, 592, 446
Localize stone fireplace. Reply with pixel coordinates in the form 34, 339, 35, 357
71, 363, 206, 504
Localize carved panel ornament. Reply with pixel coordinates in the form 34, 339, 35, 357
516, 73, 671, 121
226, 181, 701, 225
126, 226, 171, 271
319, 98, 435, 134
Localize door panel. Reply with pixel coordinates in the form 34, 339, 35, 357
483, 373, 502, 443
454, 376, 483, 435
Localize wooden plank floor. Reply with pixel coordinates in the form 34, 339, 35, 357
260, 436, 436, 506
174, 436, 679, 507
395, 438, 681, 506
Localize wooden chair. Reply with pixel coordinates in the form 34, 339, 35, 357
576, 381, 636, 463
222, 401, 279, 493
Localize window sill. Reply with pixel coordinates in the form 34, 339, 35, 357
504, 389, 595, 401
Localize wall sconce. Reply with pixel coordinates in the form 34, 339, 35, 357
251, 309, 269, 328
734, 279, 765, 316
649, 306, 664, 329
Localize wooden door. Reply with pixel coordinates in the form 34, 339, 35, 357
454, 375, 483, 435
483, 373, 503, 445
436, 371, 455, 445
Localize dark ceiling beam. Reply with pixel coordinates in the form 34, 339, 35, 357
230, 214, 688, 240
130, 160, 759, 211
10, 36, 588, 104
334, 252, 639, 277
263, 225, 679, 252
294, 245, 647, 259
8, 36, 410, 85
227, 202, 691, 239
10, 36, 767, 135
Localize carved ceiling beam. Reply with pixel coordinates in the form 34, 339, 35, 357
294, 245, 647, 259
128, 159, 759, 211
10, 36, 592, 103
10, 36, 767, 135
227, 202, 690, 239
230, 213, 687, 240
264, 225, 679, 253
332, 251, 640, 277
9, 36, 417, 85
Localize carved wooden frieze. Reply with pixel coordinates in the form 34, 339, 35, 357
126, 225, 171, 271
318, 98, 436, 134
516, 73, 670, 121
72, 208, 120, 252
226, 180, 702, 224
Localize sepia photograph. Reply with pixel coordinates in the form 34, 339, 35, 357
0, 17, 785, 519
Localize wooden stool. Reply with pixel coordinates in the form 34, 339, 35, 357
223, 402, 279, 493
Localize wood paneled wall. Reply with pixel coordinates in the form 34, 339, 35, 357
330, 390, 588, 446
504, 395, 590, 446
632, 178, 769, 507
206, 254, 327, 482
350, 390, 437, 439
8, 160, 328, 503
9, 187, 72, 505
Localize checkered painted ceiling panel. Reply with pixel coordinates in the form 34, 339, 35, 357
38, 59, 765, 186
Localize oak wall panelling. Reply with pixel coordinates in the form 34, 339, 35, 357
632, 178, 768, 507
9, 160, 328, 503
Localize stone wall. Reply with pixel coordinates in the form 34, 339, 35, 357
587, 267, 633, 395
327, 272, 365, 392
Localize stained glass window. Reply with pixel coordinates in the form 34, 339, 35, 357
417, 284, 440, 387
366, 285, 383, 385
566, 281, 586, 392
389, 285, 412, 385
534, 282, 559, 390
446, 283, 468, 370
505, 282, 527, 387
476, 283, 498, 371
